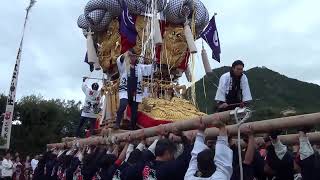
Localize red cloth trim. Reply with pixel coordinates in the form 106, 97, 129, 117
95, 118, 100, 129
85, 130, 90, 138
120, 33, 136, 54
177, 50, 190, 70
115, 159, 122, 167
127, 106, 172, 128
119, 15, 138, 54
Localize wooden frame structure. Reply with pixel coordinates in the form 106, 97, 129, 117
47, 111, 320, 149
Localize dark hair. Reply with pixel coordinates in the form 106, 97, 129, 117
99, 154, 117, 169
127, 149, 142, 164
155, 139, 177, 157
91, 83, 99, 90
269, 130, 282, 140
232, 60, 244, 68
128, 48, 136, 54
197, 149, 216, 176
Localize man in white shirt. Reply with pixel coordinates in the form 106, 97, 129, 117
75, 77, 102, 137
184, 120, 233, 180
215, 60, 252, 112
31, 155, 39, 172
115, 48, 154, 130
1, 152, 13, 180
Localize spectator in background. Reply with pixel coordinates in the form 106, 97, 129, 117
0, 155, 3, 178
23, 156, 30, 171
22, 156, 31, 180
30, 155, 38, 173
13, 156, 24, 180
2, 152, 14, 180
14, 153, 19, 160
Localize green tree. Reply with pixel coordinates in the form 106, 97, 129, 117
0, 94, 81, 155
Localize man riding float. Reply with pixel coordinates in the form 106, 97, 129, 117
215, 60, 252, 112
75, 77, 102, 137
115, 48, 154, 130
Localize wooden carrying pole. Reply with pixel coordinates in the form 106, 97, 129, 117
147, 132, 320, 146
47, 131, 320, 150
47, 110, 236, 149
47, 112, 320, 149
255, 132, 320, 146
113, 110, 234, 142
204, 112, 320, 138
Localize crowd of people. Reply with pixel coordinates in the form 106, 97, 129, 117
29, 122, 320, 180
0, 152, 40, 180
64, 55, 320, 180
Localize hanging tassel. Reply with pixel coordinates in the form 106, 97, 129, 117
153, 17, 163, 45
185, 66, 192, 82
94, 62, 101, 70
184, 21, 197, 54
201, 43, 212, 74
87, 30, 98, 64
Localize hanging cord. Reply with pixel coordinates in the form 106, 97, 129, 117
234, 107, 252, 180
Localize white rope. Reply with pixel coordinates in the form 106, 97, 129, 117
234, 107, 251, 180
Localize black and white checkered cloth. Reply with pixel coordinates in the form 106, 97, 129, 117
164, 0, 192, 24
83, 0, 121, 31
77, 0, 208, 35
163, 0, 209, 36
124, 0, 146, 15
78, 14, 89, 30
194, 0, 209, 36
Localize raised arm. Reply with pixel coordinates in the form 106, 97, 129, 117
242, 125, 255, 165
118, 143, 129, 163
211, 125, 233, 180
116, 54, 126, 75
184, 119, 208, 179
299, 130, 314, 160
271, 136, 288, 160
125, 134, 134, 162
82, 77, 89, 95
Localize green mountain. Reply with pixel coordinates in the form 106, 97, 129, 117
190, 66, 320, 121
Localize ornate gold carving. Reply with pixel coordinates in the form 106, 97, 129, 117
140, 97, 205, 121
97, 16, 188, 73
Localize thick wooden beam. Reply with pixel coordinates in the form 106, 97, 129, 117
205, 112, 320, 138
47, 110, 236, 148
112, 110, 234, 142
47, 112, 320, 149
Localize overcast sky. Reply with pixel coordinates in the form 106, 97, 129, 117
0, 0, 319, 102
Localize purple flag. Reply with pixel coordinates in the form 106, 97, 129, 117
201, 16, 221, 62
119, 2, 137, 44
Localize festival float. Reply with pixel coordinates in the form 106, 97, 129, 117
45, 0, 320, 149
2, 2, 320, 179
76, 0, 213, 130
